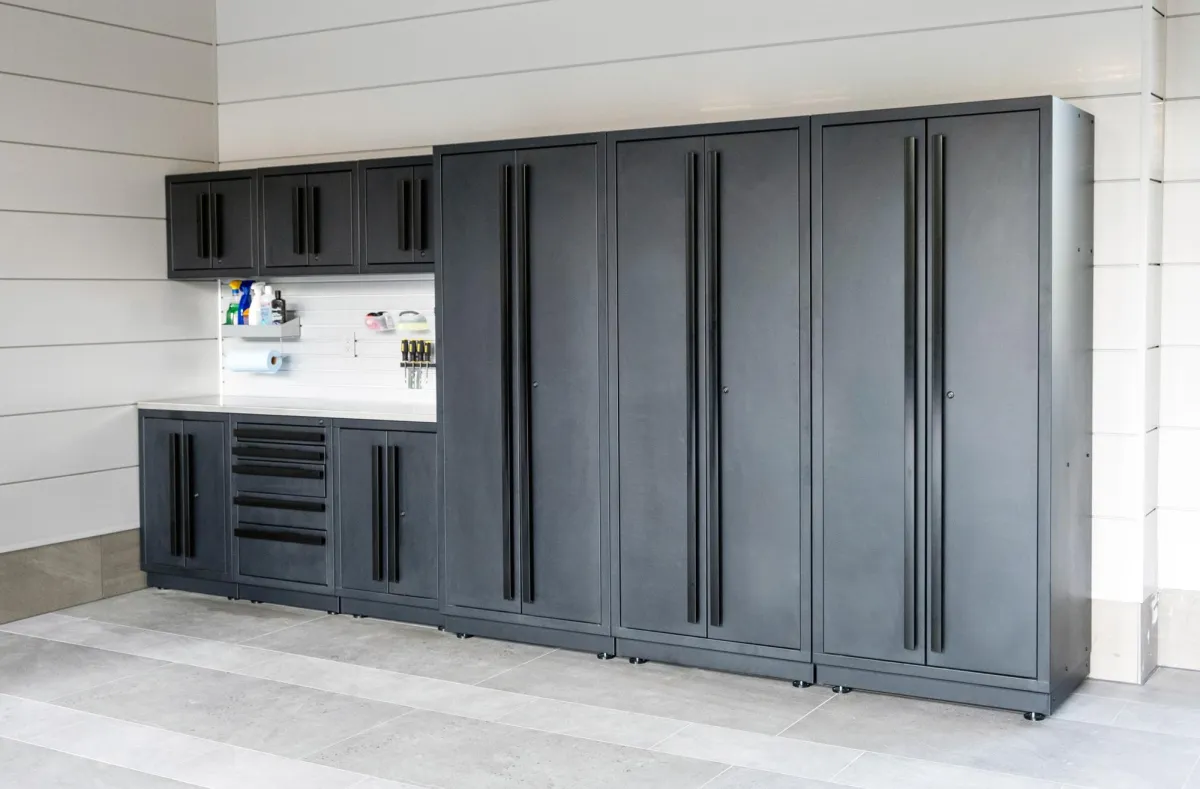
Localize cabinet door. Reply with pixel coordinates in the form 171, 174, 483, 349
615, 136, 707, 638
707, 129, 805, 650
168, 182, 211, 272
307, 169, 356, 270
142, 417, 184, 569
413, 164, 434, 264
441, 149, 521, 614
516, 144, 603, 624
927, 112, 1040, 678
363, 165, 415, 269
389, 430, 438, 600
182, 419, 228, 575
262, 174, 308, 269
819, 120, 926, 664
211, 177, 256, 273
337, 428, 388, 594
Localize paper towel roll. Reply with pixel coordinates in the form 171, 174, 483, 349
225, 348, 283, 374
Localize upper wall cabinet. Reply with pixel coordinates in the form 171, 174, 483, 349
165, 157, 437, 279
361, 158, 435, 273
261, 163, 357, 275
166, 172, 257, 280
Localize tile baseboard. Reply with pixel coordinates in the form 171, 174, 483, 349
0, 529, 144, 625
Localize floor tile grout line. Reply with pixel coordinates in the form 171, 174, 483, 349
1179, 753, 1200, 789
647, 721, 693, 751
234, 611, 329, 644
693, 764, 734, 788
772, 692, 837, 736
826, 750, 864, 782
41, 658, 179, 706
296, 706, 419, 762
0, 733, 210, 789
470, 647, 559, 687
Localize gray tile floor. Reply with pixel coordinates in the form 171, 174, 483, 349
0, 590, 1196, 789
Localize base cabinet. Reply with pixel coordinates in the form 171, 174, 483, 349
337, 425, 438, 603
141, 415, 228, 578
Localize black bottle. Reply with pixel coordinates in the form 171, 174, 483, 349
270, 290, 286, 325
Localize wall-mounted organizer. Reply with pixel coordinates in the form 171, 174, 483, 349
220, 318, 301, 340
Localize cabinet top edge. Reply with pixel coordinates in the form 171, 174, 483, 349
138, 396, 437, 425
811, 95, 1069, 129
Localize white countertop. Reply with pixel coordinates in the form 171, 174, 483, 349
137, 395, 437, 424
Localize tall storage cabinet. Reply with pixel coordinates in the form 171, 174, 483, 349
609, 120, 811, 680
813, 98, 1093, 715
436, 135, 611, 651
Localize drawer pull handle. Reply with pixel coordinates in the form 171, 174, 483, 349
233, 495, 325, 513
235, 527, 325, 546
233, 464, 323, 480
232, 446, 325, 462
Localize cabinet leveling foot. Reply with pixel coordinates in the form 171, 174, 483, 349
456, 633, 473, 639
1023, 712, 1046, 722
831, 685, 853, 694
597, 652, 616, 660
628, 657, 648, 665
793, 680, 813, 688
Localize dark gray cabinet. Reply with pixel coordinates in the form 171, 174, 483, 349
140, 414, 228, 577
813, 98, 1093, 715
337, 426, 438, 603
438, 135, 608, 641
361, 159, 435, 272
166, 174, 256, 280
610, 121, 809, 667
261, 165, 357, 274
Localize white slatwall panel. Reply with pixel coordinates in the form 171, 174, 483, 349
218, 8, 1140, 161
1165, 98, 1200, 179
217, 146, 431, 171
0, 142, 208, 218
0, 468, 138, 553
0, 340, 217, 417
1172, 0, 1200, 13
9, 0, 216, 42
0, 4, 213, 101
217, 0, 1133, 103
0, 213, 165, 280
221, 276, 436, 405
0, 281, 214, 348
0, 74, 215, 162
1168, 15, 1200, 97
0, 407, 137, 486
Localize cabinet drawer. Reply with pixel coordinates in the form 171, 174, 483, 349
232, 443, 326, 463
233, 423, 326, 446
235, 526, 327, 586
233, 461, 325, 497
233, 494, 327, 531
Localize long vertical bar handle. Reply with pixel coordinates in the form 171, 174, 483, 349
685, 151, 700, 625
291, 188, 302, 255
902, 136, 918, 652
500, 163, 516, 602
391, 445, 402, 583
707, 149, 723, 628
518, 163, 534, 604
930, 133, 947, 655
371, 445, 383, 582
168, 433, 179, 557
196, 194, 206, 259
183, 434, 194, 558
309, 186, 321, 256
398, 179, 411, 251
212, 192, 223, 260
414, 177, 426, 252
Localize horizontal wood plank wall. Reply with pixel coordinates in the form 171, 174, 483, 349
0, 2, 216, 556
1157, 0, 1200, 670
221, 276, 436, 406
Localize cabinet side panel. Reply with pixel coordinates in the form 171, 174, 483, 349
1049, 100, 1094, 694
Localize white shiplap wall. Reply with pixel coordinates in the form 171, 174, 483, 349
0, 1, 217, 554
1156, 0, 1200, 669
214, 0, 1164, 681
220, 276, 436, 406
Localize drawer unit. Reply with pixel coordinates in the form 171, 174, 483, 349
235, 526, 328, 586
230, 415, 332, 591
